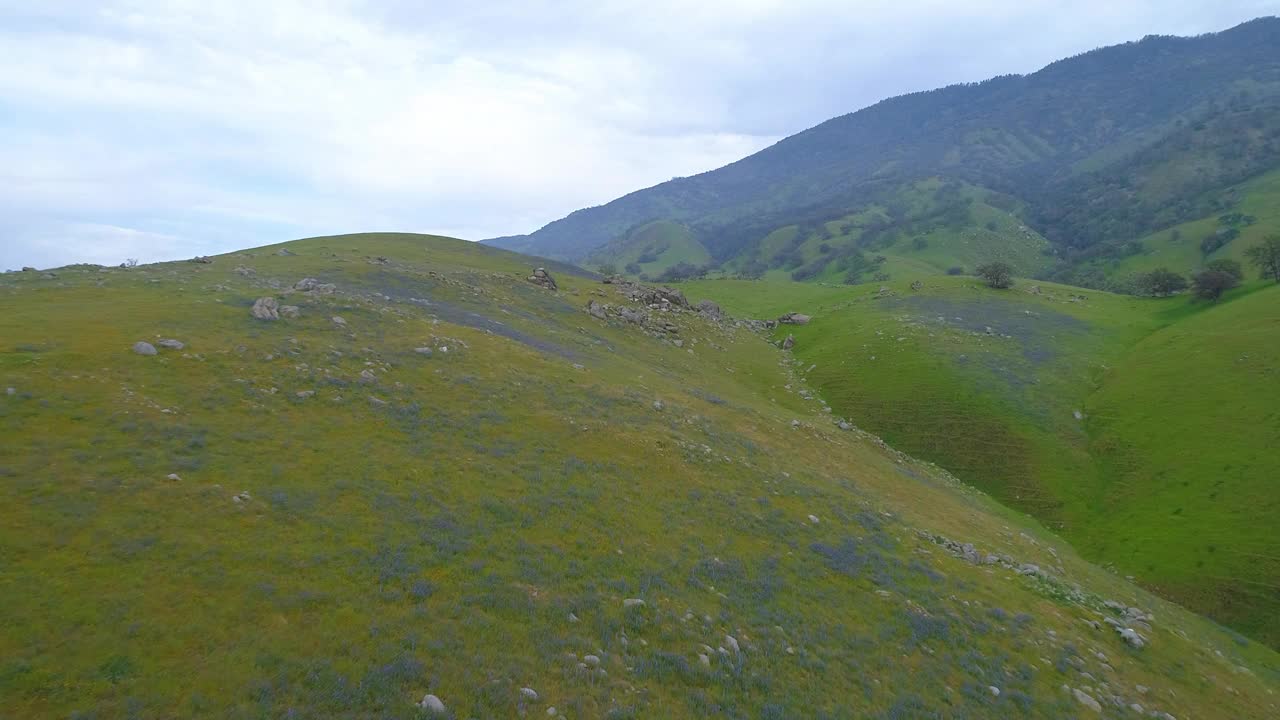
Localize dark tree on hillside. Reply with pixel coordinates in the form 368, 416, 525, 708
1244, 235, 1280, 282
1191, 269, 1239, 301
976, 261, 1014, 289
1205, 258, 1244, 281
1136, 267, 1188, 296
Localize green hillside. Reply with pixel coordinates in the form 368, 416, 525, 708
3, 234, 1278, 718
1059, 167, 1280, 289
682, 275, 1280, 646
584, 220, 711, 279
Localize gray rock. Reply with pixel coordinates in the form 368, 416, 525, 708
519, 687, 539, 701
652, 400, 664, 411
724, 635, 740, 653
583, 654, 601, 667
359, 369, 377, 383
418, 694, 446, 714
698, 653, 710, 667
1118, 627, 1145, 649
5, 387, 14, 396
276, 248, 295, 256
778, 312, 811, 325
132, 341, 158, 356
1072, 688, 1102, 713
296, 390, 315, 399
251, 297, 279, 320
332, 316, 347, 326
586, 300, 607, 319
279, 305, 300, 319
166, 473, 181, 481
695, 299, 724, 319
21, 266, 35, 272
781, 335, 795, 350
988, 686, 1000, 697
528, 267, 558, 290
837, 420, 853, 431
623, 598, 645, 608
414, 347, 434, 356
618, 307, 647, 324
157, 339, 185, 350
294, 278, 320, 291
910, 280, 924, 291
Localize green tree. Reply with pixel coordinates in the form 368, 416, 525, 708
1205, 258, 1244, 281
975, 261, 1014, 289
1136, 267, 1188, 296
1191, 269, 1239, 301
596, 262, 618, 276
1244, 235, 1280, 282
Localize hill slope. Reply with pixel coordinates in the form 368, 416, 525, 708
488, 18, 1280, 284
3, 234, 1278, 718
681, 275, 1280, 646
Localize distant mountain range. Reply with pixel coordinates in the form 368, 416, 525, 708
487, 18, 1280, 289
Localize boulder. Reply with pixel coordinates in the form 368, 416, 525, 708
189, 256, 213, 264
21, 266, 35, 272
528, 267, 558, 290
332, 316, 347, 326
781, 335, 795, 350
157, 339, 185, 350
695, 299, 724, 319
659, 287, 690, 309
132, 341, 158, 356
586, 300, 607, 320
778, 312, 811, 325
294, 278, 320, 291
418, 694, 446, 715
251, 297, 279, 320
618, 307, 647, 325
279, 305, 301, 319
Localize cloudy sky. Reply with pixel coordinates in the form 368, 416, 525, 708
2, 1, 1274, 269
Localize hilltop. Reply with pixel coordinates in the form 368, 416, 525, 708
3, 233, 1278, 718
487, 18, 1280, 289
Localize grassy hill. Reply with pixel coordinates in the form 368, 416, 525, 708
584, 221, 711, 279
681, 275, 1280, 646
3, 233, 1278, 718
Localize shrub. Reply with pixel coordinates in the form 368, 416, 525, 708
1205, 258, 1244, 281
1245, 235, 1280, 282
1135, 267, 1187, 296
975, 261, 1014, 289
946, 266, 965, 276
1191, 269, 1239, 301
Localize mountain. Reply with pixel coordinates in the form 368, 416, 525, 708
3, 233, 1279, 717
487, 18, 1280, 287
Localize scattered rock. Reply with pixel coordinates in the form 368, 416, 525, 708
232, 491, 251, 503
652, 400, 664, 411
808, 514, 820, 524
166, 473, 181, 481
528, 267, 558, 290
519, 687, 539, 702
910, 280, 924, 291
583, 654, 601, 667
988, 686, 1000, 697
1073, 409, 1084, 421
414, 347, 434, 356
276, 248, 295, 256
695, 299, 724, 319
132, 341, 158, 356
778, 312, 811, 325
1072, 688, 1102, 713
332, 316, 347, 326
618, 307, 647, 324
837, 420, 853, 431
279, 305, 301, 319
251, 297, 279, 320
189, 256, 213, 264
417, 694, 446, 715
586, 300, 607, 319
294, 278, 320, 291
157, 339, 185, 350
296, 390, 315, 399
623, 598, 645, 608
1118, 627, 1146, 649
5, 387, 14, 396
724, 635, 740, 653
698, 653, 710, 667
781, 335, 795, 350
359, 369, 377, 383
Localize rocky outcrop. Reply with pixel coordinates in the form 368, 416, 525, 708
251, 296, 280, 320
778, 312, 811, 325
527, 267, 558, 290
695, 299, 724, 319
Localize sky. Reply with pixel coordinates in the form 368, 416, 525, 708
2, 1, 1275, 270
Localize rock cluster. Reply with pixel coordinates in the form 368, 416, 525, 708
527, 267, 558, 290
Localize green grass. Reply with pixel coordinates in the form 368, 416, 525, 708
682, 274, 1280, 647
1, 234, 1278, 718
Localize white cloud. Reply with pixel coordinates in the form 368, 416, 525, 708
0, 0, 1271, 268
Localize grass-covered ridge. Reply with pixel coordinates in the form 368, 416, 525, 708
1, 234, 1278, 718
682, 275, 1280, 648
